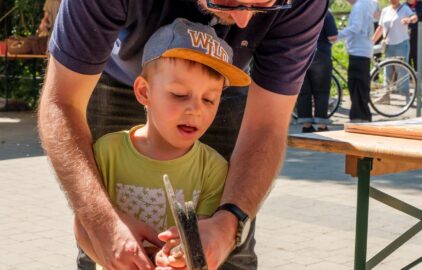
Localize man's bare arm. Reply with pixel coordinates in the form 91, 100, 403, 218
74, 217, 101, 264
39, 57, 108, 221
222, 81, 296, 217
38, 57, 160, 269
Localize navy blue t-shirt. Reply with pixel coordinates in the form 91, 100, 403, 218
49, 0, 327, 95
317, 11, 338, 57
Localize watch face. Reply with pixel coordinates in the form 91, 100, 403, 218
239, 218, 251, 246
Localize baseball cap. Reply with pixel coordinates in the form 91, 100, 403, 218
142, 18, 251, 87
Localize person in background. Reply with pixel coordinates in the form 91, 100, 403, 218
373, 0, 418, 63
406, 0, 422, 70
37, 0, 61, 37
338, 0, 377, 123
297, 10, 338, 133
372, 0, 417, 103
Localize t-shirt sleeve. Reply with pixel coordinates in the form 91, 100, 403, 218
324, 12, 338, 38
49, 0, 127, 74
251, 0, 327, 95
195, 156, 228, 217
403, 5, 415, 17
379, 8, 385, 25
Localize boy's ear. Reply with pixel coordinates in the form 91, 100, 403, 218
133, 76, 150, 107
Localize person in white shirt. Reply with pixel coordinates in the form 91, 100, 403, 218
372, 0, 417, 99
338, 0, 377, 122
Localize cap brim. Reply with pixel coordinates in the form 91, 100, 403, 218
162, 48, 251, 87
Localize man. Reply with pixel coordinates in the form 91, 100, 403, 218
38, 0, 327, 269
338, 0, 376, 123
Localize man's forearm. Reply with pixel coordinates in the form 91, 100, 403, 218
38, 57, 117, 232
38, 97, 116, 230
220, 83, 294, 218
222, 126, 286, 218
74, 217, 101, 264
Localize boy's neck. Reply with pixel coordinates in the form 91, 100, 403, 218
130, 125, 194, 160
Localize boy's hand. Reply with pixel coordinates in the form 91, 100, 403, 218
155, 238, 187, 269
86, 209, 163, 270
158, 212, 237, 270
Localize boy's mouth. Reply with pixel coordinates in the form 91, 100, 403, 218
177, 124, 198, 134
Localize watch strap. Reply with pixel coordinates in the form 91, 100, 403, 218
215, 203, 248, 223
215, 203, 249, 247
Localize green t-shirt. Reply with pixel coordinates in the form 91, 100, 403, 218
93, 126, 228, 232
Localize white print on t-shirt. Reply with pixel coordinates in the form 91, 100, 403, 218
115, 183, 200, 232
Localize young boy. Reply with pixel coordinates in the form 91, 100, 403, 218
74, 18, 250, 269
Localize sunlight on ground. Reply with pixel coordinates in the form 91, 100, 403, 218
0, 117, 21, 123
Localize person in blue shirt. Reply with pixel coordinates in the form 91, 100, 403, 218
338, 0, 377, 122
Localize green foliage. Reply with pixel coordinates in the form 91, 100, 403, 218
331, 0, 391, 12
330, 0, 351, 13
1, 0, 44, 109
332, 42, 349, 94
11, 0, 43, 35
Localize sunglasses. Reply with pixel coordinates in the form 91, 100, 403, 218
206, 0, 292, 11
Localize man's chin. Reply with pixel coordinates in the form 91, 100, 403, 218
214, 14, 236, 25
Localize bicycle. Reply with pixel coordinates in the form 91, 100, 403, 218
293, 49, 418, 120
332, 52, 418, 118
369, 48, 418, 117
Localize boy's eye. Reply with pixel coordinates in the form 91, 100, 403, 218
203, 98, 215, 105
171, 93, 187, 98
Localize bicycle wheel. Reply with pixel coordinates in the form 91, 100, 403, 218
369, 59, 417, 117
327, 75, 342, 118
292, 74, 342, 120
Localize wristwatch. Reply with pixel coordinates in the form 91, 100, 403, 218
215, 203, 251, 247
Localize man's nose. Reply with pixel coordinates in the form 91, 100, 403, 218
230, 10, 253, 28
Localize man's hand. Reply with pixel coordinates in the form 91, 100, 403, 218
157, 212, 237, 270
76, 209, 163, 270
39, 57, 162, 270
93, 211, 163, 270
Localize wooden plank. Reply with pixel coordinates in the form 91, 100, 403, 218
345, 155, 422, 177
344, 118, 422, 140
288, 130, 422, 164
0, 53, 48, 59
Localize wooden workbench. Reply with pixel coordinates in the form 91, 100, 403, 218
288, 129, 422, 270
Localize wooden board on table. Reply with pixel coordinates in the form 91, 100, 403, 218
344, 118, 422, 140
288, 130, 422, 164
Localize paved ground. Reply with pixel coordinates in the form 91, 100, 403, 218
0, 111, 421, 270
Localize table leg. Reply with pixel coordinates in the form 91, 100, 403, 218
354, 157, 373, 270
